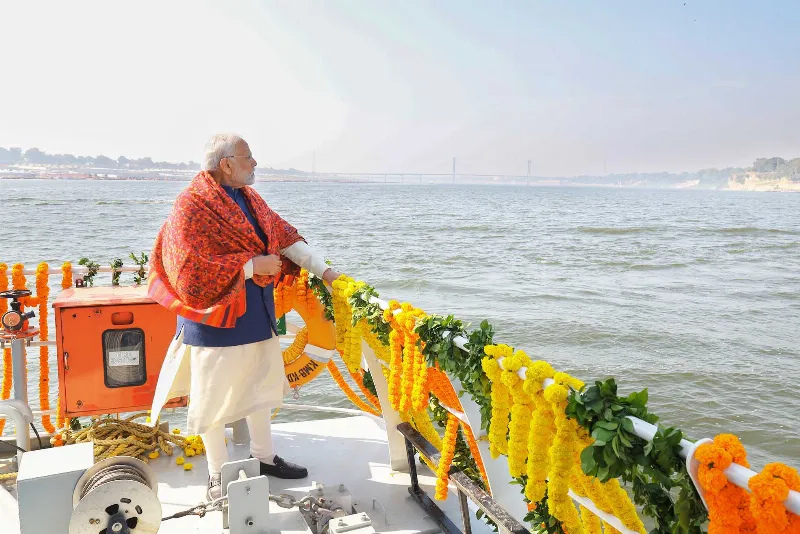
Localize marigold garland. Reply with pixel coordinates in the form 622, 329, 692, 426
10, 264, 29, 396
361, 321, 390, 363
0, 263, 9, 435
34, 263, 55, 433
379, 300, 427, 413
749, 462, 800, 534
502, 349, 533, 477
331, 275, 367, 373
482, 344, 512, 458
696, 434, 758, 534
53, 263, 73, 431
544, 378, 584, 534
386, 328, 403, 406
526, 388, 555, 503
411, 408, 443, 451
580, 505, 602, 534
349, 366, 381, 412
325, 359, 380, 417
461, 421, 490, 490
435, 413, 459, 500
282, 326, 308, 365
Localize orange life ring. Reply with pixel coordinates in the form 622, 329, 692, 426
276, 273, 336, 388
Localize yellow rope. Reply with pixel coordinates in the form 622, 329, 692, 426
55, 412, 187, 462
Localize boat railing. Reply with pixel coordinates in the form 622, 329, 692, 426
397, 421, 530, 534
363, 294, 800, 521
4, 262, 799, 528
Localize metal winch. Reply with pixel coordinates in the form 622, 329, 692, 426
16, 443, 372, 534
69, 456, 162, 534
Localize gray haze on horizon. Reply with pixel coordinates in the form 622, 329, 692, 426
1, 1, 798, 177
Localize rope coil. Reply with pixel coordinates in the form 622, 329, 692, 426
55, 412, 186, 461
79, 463, 150, 500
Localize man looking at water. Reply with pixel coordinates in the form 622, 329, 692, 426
147, 133, 340, 500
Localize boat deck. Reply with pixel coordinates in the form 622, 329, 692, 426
1, 415, 494, 534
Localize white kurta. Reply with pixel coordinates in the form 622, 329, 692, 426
148, 241, 329, 434
150, 330, 289, 434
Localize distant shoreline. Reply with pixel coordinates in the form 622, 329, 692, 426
4, 174, 800, 191
2, 166, 799, 191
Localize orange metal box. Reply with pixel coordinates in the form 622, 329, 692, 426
53, 286, 186, 417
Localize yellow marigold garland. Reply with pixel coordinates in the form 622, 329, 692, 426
524, 359, 556, 502
360, 321, 390, 363
544, 377, 584, 534
481, 346, 511, 458
388, 328, 403, 409
380, 300, 428, 413
502, 349, 533, 477
580, 505, 602, 534
331, 275, 367, 373
604, 478, 647, 533
435, 413, 459, 500
282, 326, 308, 364
411, 408, 443, 450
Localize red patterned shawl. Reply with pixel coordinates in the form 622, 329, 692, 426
148, 171, 303, 327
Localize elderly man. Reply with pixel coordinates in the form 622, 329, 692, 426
148, 133, 340, 500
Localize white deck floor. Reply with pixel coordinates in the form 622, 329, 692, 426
2, 415, 495, 534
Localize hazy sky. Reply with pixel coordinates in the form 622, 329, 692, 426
1, 1, 798, 176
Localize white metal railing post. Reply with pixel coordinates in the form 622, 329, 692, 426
359, 339, 408, 472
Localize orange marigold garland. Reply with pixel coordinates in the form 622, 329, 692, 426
10, 263, 28, 390
349, 367, 381, 412
326, 359, 380, 417
696, 433, 757, 533
0, 263, 9, 435
435, 413, 459, 500
749, 462, 800, 534
35, 263, 55, 433
461, 421, 490, 490
52, 262, 74, 431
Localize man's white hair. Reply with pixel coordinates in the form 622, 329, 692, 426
201, 133, 244, 171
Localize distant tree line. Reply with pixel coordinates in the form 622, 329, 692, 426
751, 157, 800, 175
0, 146, 311, 176
562, 157, 799, 188
0, 146, 201, 170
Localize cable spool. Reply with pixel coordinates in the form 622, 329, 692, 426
69, 456, 162, 534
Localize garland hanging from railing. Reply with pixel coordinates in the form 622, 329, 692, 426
0, 263, 9, 436
317, 272, 799, 534
2, 260, 798, 534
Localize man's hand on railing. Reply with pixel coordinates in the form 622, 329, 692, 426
322, 268, 341, 285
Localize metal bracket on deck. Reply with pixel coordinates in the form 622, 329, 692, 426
221, 458, 270, 533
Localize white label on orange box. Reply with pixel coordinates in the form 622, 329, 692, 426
108, 350, 140, 367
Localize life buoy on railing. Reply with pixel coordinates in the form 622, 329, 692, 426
276, 274, 336, 389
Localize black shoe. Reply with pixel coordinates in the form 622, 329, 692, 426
250, 455, 308, 479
